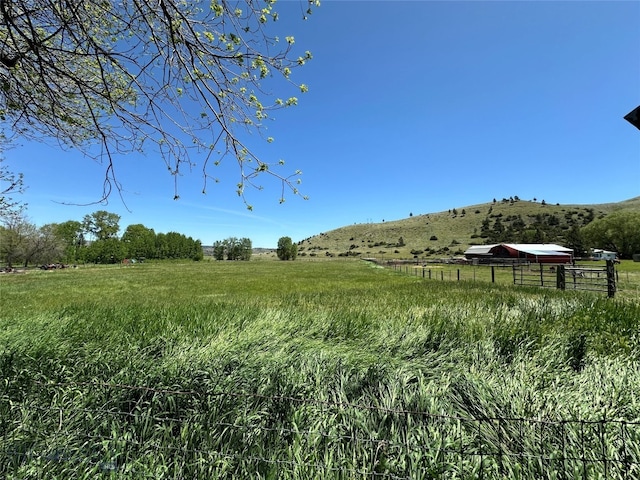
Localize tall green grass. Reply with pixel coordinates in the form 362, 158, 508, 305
1, 260, 639, 478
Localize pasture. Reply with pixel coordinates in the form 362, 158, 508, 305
1, 260, 639, 478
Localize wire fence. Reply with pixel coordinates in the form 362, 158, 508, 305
2, 381, 639, 479
378, 259, 630, 297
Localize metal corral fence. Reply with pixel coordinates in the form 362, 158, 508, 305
382, 259, 620, 297
2, 381, 639, 479
512, 261, 617, 297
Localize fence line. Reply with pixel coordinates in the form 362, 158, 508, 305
2, 380, 639, 479
389, 262, 512, 285
513, 262, 616, 297
380, 259, 622, 297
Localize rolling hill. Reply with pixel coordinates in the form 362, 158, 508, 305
297, 196, 640, 259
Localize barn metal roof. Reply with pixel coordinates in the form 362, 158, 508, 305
502, 243, 573, 253
464, 245, 497, 255
514, 248, 570, 257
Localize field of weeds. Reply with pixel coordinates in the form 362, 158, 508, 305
1, 260, 639, 478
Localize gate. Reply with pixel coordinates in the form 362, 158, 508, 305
513, 261, 616, 297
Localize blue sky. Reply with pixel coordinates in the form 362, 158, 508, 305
5, 1, 640, 247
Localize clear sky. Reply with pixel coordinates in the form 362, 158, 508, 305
5, 0, 640, 247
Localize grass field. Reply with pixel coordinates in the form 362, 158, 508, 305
1, 259, 639, 478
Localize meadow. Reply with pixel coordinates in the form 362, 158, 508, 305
1, 260, 639, 479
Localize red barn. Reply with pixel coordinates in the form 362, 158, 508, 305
465, 243, 573, 264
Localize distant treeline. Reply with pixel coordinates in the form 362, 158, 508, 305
0, 210, 203, 267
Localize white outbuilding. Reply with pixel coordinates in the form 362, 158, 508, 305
591, 249, 618, 261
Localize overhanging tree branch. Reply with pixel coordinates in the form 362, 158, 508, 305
0, 0, 318, 206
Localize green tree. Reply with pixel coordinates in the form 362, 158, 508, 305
1, 0, 317, 203
480, 217, 491, 238
121, 224, 156, 260
231, 237, 252, 261
152, 231, 202, 260
489, 217, 505, 242
82, 211, 120, 241
565, 224, 586, 257
21, 223, 64, 267
212, 237, 251, 260
238, 238, 253, 261
582, 210, 640, 259
164, 232, 186, 259
53, 220, 85, 263
190, 238, 204, 262
0, 217, 64, 267
85, 238, 126, 264
212, 241, 226, 261
277, 236, 297, 260
512, 215, 526, 230
0, 215, 31, 267
155, 233, 169, 259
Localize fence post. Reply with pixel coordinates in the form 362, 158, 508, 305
557, 265, 566, 291
606, 260, 616, 298
491, 266, 495, 283
540, 265, 544, 286
457, 269, 460, 281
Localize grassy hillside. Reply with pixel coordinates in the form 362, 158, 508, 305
298, 196, 640, 259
